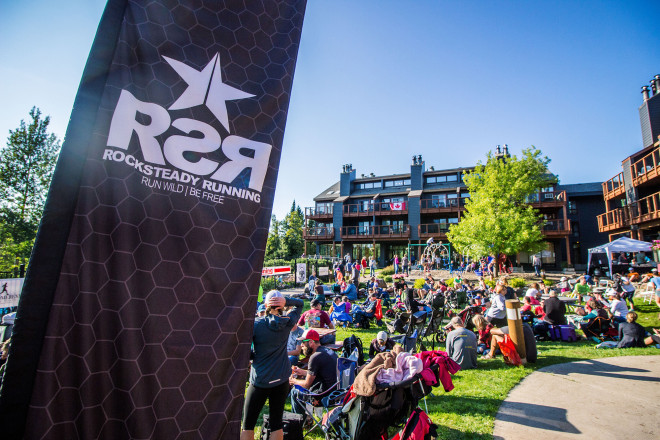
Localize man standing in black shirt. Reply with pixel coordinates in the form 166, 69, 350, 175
289, 329, 338, 414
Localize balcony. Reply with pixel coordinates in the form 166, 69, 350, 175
602, 173, 625, 201
629, 190, 660, 225
597, 208, 629, 233
305, 205, 333, 221
341, 224, 410, 240
343, 202, 408, 217
420, 198, 465, 214
542, 219, 571, 237
526, 191, 567, 208
303, 227, 335, 241
631, 146, 660, 187
418, 223, 450, 239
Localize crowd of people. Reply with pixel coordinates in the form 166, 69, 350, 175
243, 253, 660, 438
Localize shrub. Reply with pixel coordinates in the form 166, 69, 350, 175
384, 275, 393, 283
413, 278, 425, 289
509, 278, 527, 288
484, 279, 495, 288
542, 278, 554, 286
445, 278, 455, 288
380, 265, 395, 276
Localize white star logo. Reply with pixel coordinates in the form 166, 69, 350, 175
163, 53, 254, 132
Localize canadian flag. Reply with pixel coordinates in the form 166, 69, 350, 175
390, 202, 406, 211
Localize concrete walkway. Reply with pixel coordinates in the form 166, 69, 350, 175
493, 355, 660, 439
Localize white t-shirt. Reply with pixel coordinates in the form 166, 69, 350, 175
525, 288, 539, 298
620, 277, 635, 293
610, 299, 629, 317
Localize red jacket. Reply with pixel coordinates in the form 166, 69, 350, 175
414, 350, 460, 392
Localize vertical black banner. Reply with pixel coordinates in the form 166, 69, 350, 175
0, 1, 306, 438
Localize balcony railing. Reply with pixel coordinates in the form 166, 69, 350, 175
629, 190, 660, 224
341, 224, 410, 239
631, 146, 660, 187
541, 219, 571, 236
597, 208, 629, 233
602, 172, 625, 200
526, 191, 567, 207
302, 227, 334, 240
418, 223, 451, 238
343, 202, 408, 216
305, 205, 333, 219
420, 198, 465, 212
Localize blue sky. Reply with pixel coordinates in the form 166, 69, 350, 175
1, 0, 659, 221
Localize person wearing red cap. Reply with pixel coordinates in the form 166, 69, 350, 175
288, 328, 338, 415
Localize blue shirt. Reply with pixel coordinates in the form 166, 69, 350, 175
651, 276, 660, 290
341, 283, 358, 301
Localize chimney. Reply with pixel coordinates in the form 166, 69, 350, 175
654, 75, 660, 95
651, 79, 657, 96
642, 85, 650, 102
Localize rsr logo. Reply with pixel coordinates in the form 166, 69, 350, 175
106, 53, 272, 192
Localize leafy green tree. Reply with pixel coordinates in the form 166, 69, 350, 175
0, 107, 60, 225
447, 147, 555, 276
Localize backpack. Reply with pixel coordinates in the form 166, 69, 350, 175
342, 335, 365, 365
261, 411, 303, 440
392, 407, 437, 440
305, 309, 323, 328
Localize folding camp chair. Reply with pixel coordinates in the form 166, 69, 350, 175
294, 357, 357, 438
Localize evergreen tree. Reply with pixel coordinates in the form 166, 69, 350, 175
265, 215, 282, 260
279, 200, 305, 259
0, 107, 60, 225
0, 108, 60, 272
447, 147, 555, 276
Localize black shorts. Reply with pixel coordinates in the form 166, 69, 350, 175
242, 381, 290, 431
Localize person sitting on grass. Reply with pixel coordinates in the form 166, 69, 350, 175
340, 279, 358, 301
484, 284, 508, 327
287, 324, 304, 366
472, 314, 493, 355
369, 331, 396, 358
353, 292, 380, 328
607, 290, 629, 326
298, 299, 335, 343
571, 277, 591, 303
445, 316, 478, 370
329, 295, 352, 327
617, 311, 646, 348
482, 323, 537, 363
644, 327, 660, 347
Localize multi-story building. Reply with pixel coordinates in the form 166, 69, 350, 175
598, 75, 660, 241
304, 150, 596, 269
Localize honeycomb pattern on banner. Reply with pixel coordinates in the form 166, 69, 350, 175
24, 1, 306, 439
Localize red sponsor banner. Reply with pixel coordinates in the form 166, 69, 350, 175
262, 266, 292, 276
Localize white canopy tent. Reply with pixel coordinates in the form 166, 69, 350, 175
587, 237, 652, 276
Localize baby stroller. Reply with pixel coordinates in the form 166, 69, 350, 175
416, 308, 450, 353
386, 310, 428, 353
325, 363, 441, 440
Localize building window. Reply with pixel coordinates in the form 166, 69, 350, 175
572, 221, 579, 237
568, 201, 577, 215
384, 179, 411, 187
357, 181, 381, 190
425, 174, 458, 184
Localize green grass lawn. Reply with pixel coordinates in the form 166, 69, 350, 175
258, 299, 660, 439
